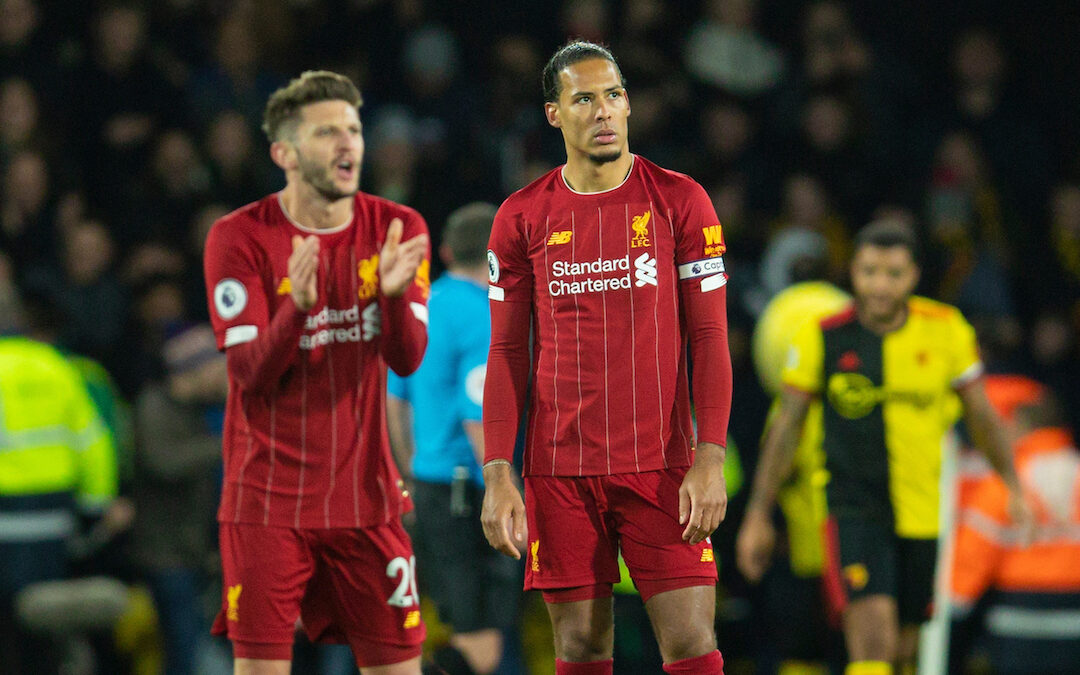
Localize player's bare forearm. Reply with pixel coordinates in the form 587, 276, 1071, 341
463, 420, 485, 468
961, 383, 1037, 540
385, 396, 415, 478
693, 441, 726, 468
960, 383, 1022, 492
745, 388, 811, 516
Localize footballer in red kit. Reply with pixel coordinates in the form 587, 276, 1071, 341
203, 71, 429, 674
481, 42, 732, 675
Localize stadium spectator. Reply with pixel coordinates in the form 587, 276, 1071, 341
132, 323, 227, 675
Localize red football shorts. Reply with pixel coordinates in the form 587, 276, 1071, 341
211, 519, 425, 666
523, 467, 718, 602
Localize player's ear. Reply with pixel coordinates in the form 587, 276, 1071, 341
544, 102, 561, 129
624, 90, 631, 117
270, 140, 296, 171
909, 263, 921, 292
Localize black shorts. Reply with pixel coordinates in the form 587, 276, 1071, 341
825, 514, 937, 625
412, 479, 523, 633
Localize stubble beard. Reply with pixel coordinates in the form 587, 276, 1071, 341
297, 152, 357, 202
587, 148, 623, 165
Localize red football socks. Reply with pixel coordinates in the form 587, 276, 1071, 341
663, 649, 724, 674
555, 658, 614, 675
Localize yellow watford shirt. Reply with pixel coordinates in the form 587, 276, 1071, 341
753, 281, 851, 575
782, 297, 982, 538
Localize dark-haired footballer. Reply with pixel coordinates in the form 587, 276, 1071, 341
480, 41, 733, 675
738, 219, 1034, 675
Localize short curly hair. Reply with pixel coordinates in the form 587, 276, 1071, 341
262, 70, 363, 142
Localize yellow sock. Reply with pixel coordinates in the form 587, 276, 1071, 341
845, 662, 892, 675
778, 660, 829, 675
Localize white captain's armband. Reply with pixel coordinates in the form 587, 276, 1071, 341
409, 302, 429, 326
677, 258, 727, 292
224, 325, 258, 347
488, 285, 505, 301
677, 258, 726, 280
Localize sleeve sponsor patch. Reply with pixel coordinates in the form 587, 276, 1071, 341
214, 279, 248, 320
677, 258, 726, 280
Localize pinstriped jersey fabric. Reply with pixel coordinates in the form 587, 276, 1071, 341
486, 156, 727, 476
204, 192, 429, 528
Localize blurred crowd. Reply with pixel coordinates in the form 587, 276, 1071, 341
1, 0, 1079, 673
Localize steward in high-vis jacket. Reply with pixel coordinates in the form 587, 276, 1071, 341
0, 334, 117, 673
950, 387, 1080, 674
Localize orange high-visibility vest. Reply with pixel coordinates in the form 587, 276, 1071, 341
950, 427, 1080, 671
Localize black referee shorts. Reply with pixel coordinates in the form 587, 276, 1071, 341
412, 479, 523, 633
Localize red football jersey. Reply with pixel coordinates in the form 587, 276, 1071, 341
484, 155, 731, 476
204, 192, 430, 528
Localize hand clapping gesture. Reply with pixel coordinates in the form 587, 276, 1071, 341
379, 217, 428, 297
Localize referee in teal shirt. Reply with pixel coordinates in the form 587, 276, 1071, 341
387, 202, 523, 675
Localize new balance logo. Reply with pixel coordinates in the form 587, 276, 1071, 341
547, 231, 572, 245
634, 253, 657, 287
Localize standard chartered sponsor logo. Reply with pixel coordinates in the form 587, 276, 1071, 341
551, 256, 630, 277
298, 303, 380, 349
361, 304, 381, 341
548, 253, 657, 296
304, 304, 360, 330
634, 252, 657, 287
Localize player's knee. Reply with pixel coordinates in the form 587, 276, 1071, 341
847, 622, 897, 662
656, 626, 716, 663
552, 621, 613, 662
844, 596, 898, 662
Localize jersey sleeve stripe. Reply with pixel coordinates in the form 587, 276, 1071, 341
700, 273, 727, 293
409, 302, 429, 325
953, 361, 985, 389
224, 325, 258, 347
